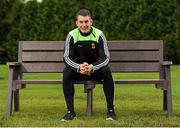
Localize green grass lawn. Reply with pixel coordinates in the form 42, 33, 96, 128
0, 64, 180, 127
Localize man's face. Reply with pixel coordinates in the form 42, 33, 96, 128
76, 15, 93, 33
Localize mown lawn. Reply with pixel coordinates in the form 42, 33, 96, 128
0, 64, 180, 127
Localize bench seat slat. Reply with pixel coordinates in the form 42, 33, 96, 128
20, 41, 64, 50
21, 62, 160, 72
21, 63, 65, 72
22, 52, 64, 61
109, 62, 160, 72
14, 79, 165, 85
22, 51, 160, 62
108, 40, 163, 50
110, 51, 160, 61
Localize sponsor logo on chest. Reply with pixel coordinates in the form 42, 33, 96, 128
91, 43, 96, 49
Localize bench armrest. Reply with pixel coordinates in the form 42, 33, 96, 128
161, 61, 172, 66
7, 62, 21, 66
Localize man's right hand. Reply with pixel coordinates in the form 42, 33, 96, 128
79, 62, 89, 75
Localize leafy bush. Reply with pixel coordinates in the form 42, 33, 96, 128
1, 0, 180, 63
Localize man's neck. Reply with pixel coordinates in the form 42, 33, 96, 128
79, 27, 92, 36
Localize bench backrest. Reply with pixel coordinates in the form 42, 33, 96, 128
19, 40, 163, 73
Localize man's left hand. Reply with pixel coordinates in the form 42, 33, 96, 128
84, 64, 93, 75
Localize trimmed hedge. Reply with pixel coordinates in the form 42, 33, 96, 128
1, 0, 180, 63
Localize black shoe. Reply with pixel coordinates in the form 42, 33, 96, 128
61, 111, 76, 121
106, 109, 116, 121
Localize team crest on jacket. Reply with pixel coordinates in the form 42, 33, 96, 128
91, 43, 96, 49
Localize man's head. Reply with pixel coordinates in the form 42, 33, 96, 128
76, 9, 93, 33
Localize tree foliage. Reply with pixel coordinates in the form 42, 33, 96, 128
1, 0, 180, 63
0, 0, 14, 63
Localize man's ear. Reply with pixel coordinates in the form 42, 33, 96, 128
90, 19, 93, 25
76, 20, 78, 26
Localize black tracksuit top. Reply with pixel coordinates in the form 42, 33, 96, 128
64, 27, 110, 72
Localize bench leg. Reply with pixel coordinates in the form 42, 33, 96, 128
6, 85, 13, 117
84, 82, 95, 116
163, 65, 172, 117
86, 89, 93, 116
6, 89, 20, 116
163, 90, 167, 111
166, 84, 172, 117
6, 66, 19, 117
6, 68, 14, 117
14, 89, 19, 112
163, 88, 172, 117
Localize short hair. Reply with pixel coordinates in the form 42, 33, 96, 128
76, 9, 91, 19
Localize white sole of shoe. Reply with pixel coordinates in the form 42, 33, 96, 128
106, 117, 114, 121
61, 119, 68, 122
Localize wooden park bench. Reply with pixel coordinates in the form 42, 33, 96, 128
6, 40, 172, 117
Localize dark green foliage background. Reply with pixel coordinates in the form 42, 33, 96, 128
1, 0, 180, 64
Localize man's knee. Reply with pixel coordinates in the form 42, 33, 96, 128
63, 67, 74, 80
100, 66, 111, 74
98, 66, 113, 79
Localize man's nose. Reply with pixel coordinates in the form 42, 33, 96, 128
82, 22, 86, 26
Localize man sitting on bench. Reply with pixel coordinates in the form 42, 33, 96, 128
61, 9, 116, 121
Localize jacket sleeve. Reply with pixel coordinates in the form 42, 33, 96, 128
92, 32, 110, 71
64, 33, 80, 72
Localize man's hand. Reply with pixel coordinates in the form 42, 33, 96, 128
79, 62, 93, 75
84, 64, 93, 75
79, 62, 89, 75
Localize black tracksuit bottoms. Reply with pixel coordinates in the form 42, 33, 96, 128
62, 65, 114, 112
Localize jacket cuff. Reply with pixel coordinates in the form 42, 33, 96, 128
90, 64, 94, 73
77, 65, 80, 73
